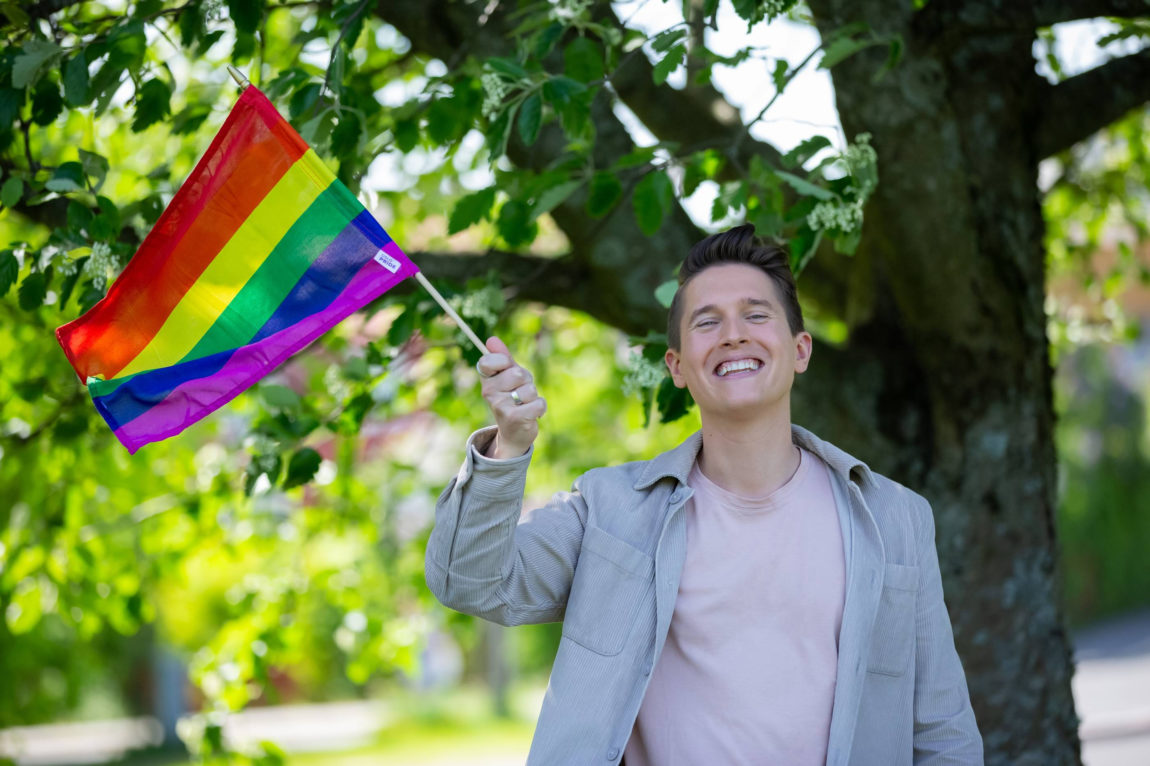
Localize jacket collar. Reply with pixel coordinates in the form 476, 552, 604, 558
632, 423, 877, 492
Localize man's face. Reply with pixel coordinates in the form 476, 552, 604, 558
664, 263, 812, 421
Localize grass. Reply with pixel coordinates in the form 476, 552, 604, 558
112, 683, 539, 766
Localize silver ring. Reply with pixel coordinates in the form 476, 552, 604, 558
510, 389, 524, 406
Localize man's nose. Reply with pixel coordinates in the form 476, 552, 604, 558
720, 320, 749, 345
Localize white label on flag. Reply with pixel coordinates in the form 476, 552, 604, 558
373, 249, 401, 274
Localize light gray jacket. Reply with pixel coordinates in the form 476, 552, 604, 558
425, 424, 983, 765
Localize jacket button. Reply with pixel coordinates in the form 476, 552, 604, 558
670, 490, 683, 503
607, 747, 620, 759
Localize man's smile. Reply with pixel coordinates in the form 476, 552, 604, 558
714, 357, 764, 377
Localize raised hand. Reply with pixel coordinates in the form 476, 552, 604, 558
475, 336, 546, 458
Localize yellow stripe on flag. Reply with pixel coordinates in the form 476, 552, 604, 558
115, 150, 334, 378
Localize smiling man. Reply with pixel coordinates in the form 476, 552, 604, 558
425, 224, 983, 765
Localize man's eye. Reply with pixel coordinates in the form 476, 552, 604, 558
748, 314, 768, 321
695, 319, 717, 328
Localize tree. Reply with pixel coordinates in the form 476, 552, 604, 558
3, 1, 1149, 763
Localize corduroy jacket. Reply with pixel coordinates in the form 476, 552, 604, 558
425, 423, 983, 765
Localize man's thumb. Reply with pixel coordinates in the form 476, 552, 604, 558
486, 336, 511, 357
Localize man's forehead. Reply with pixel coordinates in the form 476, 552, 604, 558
683, 264, 778, 308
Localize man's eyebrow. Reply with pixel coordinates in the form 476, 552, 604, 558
688, 298, 776, 324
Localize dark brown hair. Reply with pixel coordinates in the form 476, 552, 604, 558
666, 224, 803, 350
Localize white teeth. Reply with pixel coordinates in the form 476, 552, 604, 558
716, 359, 762, 377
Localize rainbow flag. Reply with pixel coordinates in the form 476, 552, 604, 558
56, 86, 418, 453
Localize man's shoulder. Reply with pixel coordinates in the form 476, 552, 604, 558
796, 425, 932, 528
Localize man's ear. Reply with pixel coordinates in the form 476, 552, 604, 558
664, 347, 687, 388
793, 331, 813, 374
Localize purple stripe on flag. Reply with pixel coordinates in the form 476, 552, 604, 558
108, 240, 417, 453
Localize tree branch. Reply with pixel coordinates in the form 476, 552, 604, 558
1033, 0, 1150, 27
1034, 47, 1150, 158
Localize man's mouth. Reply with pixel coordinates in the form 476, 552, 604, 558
714, 358, 763, 377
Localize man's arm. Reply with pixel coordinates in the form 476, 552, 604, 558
912, 494, 985, 765
425, 425, 589, 626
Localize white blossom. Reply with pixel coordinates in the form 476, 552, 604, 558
82, 241, 117, 291
841, 132, 878, 197
622, 349, 667, 397
807, 197, 865, 233
480, 73, 511, 121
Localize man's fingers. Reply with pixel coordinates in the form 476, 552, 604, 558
481, 366, 532, 397
476, 353, 512, 378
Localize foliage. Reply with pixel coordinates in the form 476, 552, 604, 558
2, 1, 1150, 761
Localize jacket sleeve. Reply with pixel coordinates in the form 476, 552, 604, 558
424, 426, 589, 627
912, 494, 985, 765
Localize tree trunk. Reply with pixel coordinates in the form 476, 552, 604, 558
804, 1, 1080, 762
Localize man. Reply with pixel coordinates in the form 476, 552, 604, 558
425, 224, 983, 765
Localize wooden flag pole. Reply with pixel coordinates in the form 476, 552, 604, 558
413, 272, 489, 354
225, 66, 487, 356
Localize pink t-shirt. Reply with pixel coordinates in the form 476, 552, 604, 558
625, 446, 845, 766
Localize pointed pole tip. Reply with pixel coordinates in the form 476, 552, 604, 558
226, 65, 250, 89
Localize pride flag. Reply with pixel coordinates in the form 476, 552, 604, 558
56, 86, 418, 453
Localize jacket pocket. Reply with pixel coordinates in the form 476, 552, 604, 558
866, 562, 919, 677
562, 525, 654, 656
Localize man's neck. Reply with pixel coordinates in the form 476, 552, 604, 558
696, 407, 800, 497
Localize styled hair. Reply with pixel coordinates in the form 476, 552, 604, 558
666, 224, 804, 350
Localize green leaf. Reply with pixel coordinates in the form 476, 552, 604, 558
819, 35, 877, 70
530, 179, 581, 220
496, 200, 537, 247
289, 82, 322, 120
448, 187, 496, 234
18, 270, 48, 310
1, 176, 22, 208
872, 36, 904, 83
632, 171, 675, 236
782, 135, 832, 169
775, 169, 836, 200
393, 119, 419, 152
771, 59, 789, 91
655, 279, 678, 309
131, 79, 171, 132
656, 375, 694, 423
487, 57, 529, 80
12, 39, 63, 89
426, 98, 463, 144
30, 79, 62, 126
45, 162, 85, 192
612, 146, 659, 170
586, 171, 623, 218
261, 384, 301, 411
517, 91, 542, 145
171, 104, 212, 135
650, 28, 687, 53
283, 447, 322, 489
485, 107, 513, 159
227, 0, 264, 36
533, 21, 565, 58
541, 75, 585, 107
79, 150, 109, 191
0, 87, 23, 126
178, 2, 205, 48
0, 249, 17, 297
329, 110, 362, 159
653, 44, 686, 85
63, 52, 89, 107
564, 37, 604, 83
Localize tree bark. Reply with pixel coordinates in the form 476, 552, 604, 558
807, 1, 1080, 762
